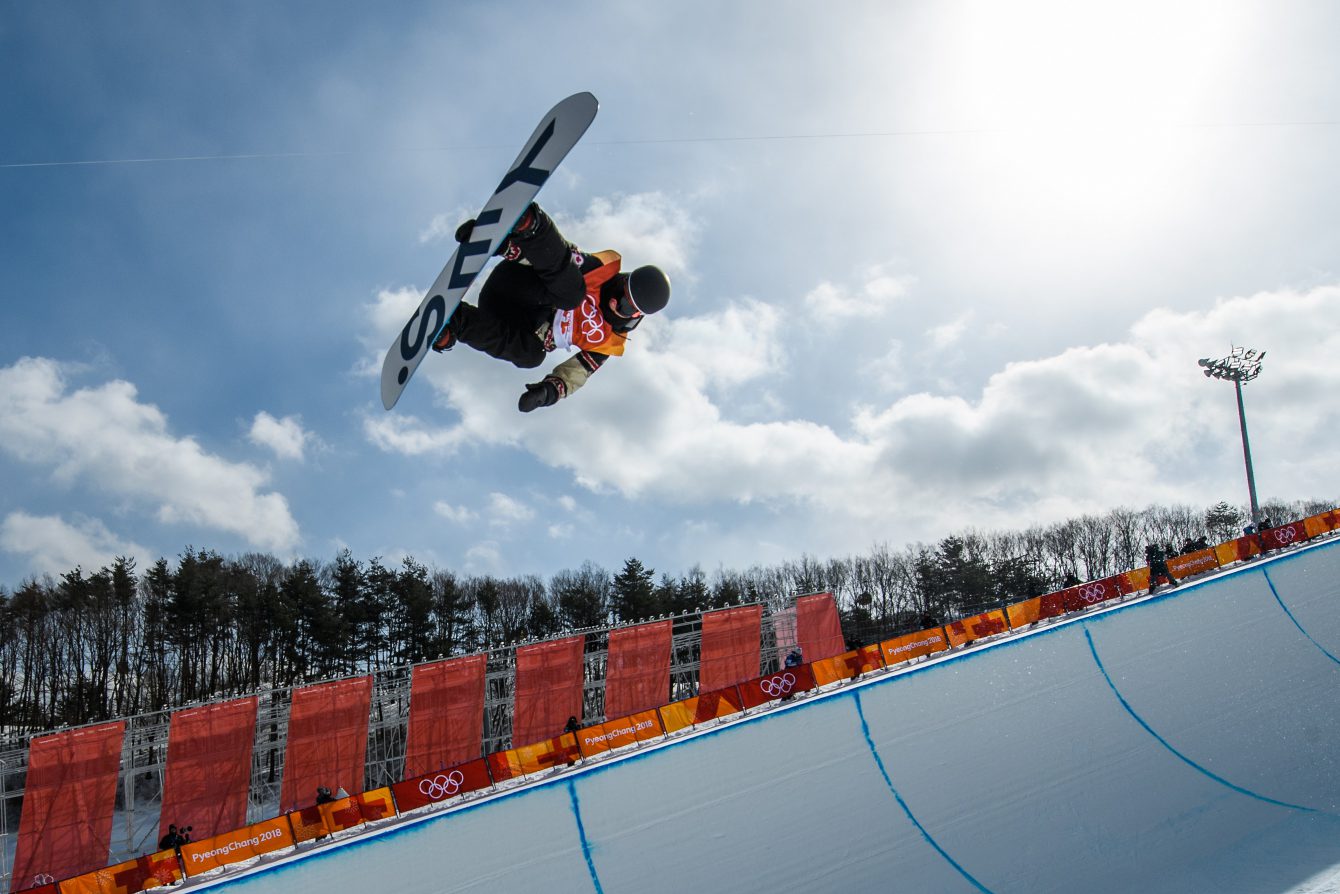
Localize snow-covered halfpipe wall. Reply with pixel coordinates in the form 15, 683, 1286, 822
196, 538, 1340, 893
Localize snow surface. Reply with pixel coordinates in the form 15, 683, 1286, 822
126, 538, 1340, 892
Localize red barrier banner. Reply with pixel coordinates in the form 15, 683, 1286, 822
739, 665, 816, 709
945, 610, 1008, 647
405, 654, 486, 778
12, 721, 125, 891
795, 593, 846, 662
57, 851, 180, 894
513, 636, 585, 748
576, 710, 663, 758
880, 628, 949, 666
1163, 548, 1219, 579
605, 621, 672, 719
179, 816, 294, 877
1215, 535, 1262, 567
160, 696, 257, 843
391, 758, 493, 812
1059, 575, 1128, 612
280, 676, 372, 814
486, 749, 523, 783
699, 606, 763, 691
658, 686, 744, 734
1261, 520, 1310, 551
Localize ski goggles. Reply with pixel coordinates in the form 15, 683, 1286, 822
609, 275, 645, 320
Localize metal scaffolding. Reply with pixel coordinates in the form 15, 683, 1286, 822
0, 599, 802, 889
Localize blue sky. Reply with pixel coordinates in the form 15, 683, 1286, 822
3, 0, 1339, 588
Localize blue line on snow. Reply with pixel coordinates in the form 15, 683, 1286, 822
852, 690, 996, 894
567, 779, 605, 893
1262, 567, 1340, 667
1081, 624, 1317, 813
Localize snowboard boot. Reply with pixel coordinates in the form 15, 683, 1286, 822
496, 204, 543, 261
431, 324, 457, 352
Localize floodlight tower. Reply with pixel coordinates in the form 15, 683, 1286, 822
1197, 347, 1266, 533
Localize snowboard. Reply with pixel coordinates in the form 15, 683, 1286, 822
379, 92, 599, 410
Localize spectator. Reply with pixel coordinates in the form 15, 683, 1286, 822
315, 786, 335, 805
564, 715, 581, 735
784, 648, 803, 668
1145, 543, 1179, 592
158, 825, 179, 851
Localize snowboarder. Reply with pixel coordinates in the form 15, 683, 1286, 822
431, 203, 671, 412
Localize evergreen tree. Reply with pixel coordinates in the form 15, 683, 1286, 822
611, 558, 658, 622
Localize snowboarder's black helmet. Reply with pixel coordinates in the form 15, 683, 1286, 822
626, 265, 671, 315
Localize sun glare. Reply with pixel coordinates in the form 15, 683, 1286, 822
937, 1, 1252, 233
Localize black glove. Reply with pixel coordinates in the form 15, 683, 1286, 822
518, 377, 563, 413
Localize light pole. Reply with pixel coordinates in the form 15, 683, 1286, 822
1197, 347, 1266, 533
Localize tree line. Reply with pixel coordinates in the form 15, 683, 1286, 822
0, 497, 1328, 745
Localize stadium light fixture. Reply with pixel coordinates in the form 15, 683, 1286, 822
1197, 347, 1265, 533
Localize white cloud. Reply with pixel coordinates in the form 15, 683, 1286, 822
418, 204, 477, 244
554, 193, 699, 281
433, 501, 476, 524
364, 282, 1340, 552
926, 312, 974, 351
249, 412, 313, 461
804, 264, 913, 328
487, 492, 535, 526
0, 512, 148, 579
662, 299, 785, 390
0, 358, 301, 553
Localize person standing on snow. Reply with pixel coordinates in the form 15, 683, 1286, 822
432, 203, 671, 412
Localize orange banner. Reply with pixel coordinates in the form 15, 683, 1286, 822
288, 794, 366, 844
1303, 511, 1339, 539
880, 628, 949, 666
488, 734, 579, 780
60, 851, 182, 894
1007, 597, 1042, 628
1166, 547, 1219, 579
1214, 536, 1261, 567
811, 646, 884, 686
353, 787, 395, 823
657, 687, 744, 734
576, 711, 662, 758
1126, 567, 1152, 592
945, 610, 1008, 648
180, 817, 294, 876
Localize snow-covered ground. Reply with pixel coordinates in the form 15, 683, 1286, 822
124, 535, 1340, 894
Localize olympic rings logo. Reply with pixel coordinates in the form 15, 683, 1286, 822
1274, 526, 1297, 544
34, 875, 55, 887
1077, 583, 1107, 604
760, 673, 797, 698
579, 299, 606, 343
418, 770, 465, 800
